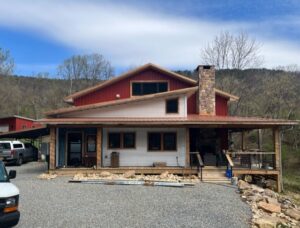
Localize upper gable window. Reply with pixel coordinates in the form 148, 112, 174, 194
132, 82, 168, 96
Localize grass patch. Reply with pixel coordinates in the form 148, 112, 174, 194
282, 145, 300, 205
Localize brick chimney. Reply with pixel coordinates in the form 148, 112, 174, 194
196, 65, 215, 115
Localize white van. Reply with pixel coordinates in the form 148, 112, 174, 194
0, 160, 20, 227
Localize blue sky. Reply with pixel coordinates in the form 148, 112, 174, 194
0, 0, 299, 77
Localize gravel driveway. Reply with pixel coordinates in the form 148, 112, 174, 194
7, 162, 251, 228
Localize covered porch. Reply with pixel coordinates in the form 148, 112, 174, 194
44, 116, 297, 192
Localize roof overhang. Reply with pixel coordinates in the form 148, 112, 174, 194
38, 116, 299, 129
0, 115, 36, 122
0, 126, 49, 139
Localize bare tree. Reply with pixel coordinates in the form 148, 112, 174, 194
0, 48, 14, 75
58, 53, 113, 94
202, 31, 263, 69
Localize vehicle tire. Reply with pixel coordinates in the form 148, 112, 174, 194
16, 155, 23, 166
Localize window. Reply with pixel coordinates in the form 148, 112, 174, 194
13, 144, 23, 149
108, 132, 135, 149
148, 132, 177, 151
163, 133, 177, 150
123, 133, 135, 148
166, 98, 178, 113
86, 135, 96, 153
132, 82, 168, 96
0, 143, 11, 150
148, 133, 161, 151
108, 133, 121, 149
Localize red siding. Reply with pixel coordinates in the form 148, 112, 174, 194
0, 117, 41, 132
73, 68, 229, 116
216, 95, 228, 116
74, 69, 191, 106
187, 94, 228, 116
187, 93, 197, 114
15, 118, 41, 130
0, 118, 16, 131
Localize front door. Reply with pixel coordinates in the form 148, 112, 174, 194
67, 132, 82, 166
189, 128, 227, 166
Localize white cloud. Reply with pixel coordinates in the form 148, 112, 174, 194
0, 0, 299, 70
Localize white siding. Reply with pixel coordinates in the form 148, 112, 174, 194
63, 95, 187, 118
102, 127, 186, 167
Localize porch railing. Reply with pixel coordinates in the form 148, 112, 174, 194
224, 150, 275, 170
190, 152, 204, 181
223, 150, 234, 177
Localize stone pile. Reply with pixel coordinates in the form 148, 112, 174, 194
72, 171, 200, 183
38, 173, 57, 180
238, 180, 300, 228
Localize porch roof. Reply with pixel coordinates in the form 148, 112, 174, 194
0, 126, 49, 139
39, 115, 298, 128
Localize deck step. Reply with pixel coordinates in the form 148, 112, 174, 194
202, 179, 231, 184
198, 167, 231, 183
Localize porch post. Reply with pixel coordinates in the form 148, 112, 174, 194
241, 131, 246, 151
96, 127, 102, 168
185, 128, 190, 167
49, 126, 56, 170
274, 127, 283, 192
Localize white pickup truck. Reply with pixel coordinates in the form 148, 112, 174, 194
0, 141, 38, 166
0, 160, 20, 227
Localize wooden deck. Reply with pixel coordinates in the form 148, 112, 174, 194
49, 166, 280, 177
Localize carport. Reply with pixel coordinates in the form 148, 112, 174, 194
0, 126, 49, 140
0, 126, 50, 164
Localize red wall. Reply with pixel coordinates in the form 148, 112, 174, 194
187, 94, 228, 116
16, 118, 41, 130
73, 68, 228, 116
0, 117, 41, 132
74, 69, 191, 106
216, 95, 229, 116
0, 118, 16, 131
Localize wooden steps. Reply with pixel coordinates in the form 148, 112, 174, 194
199, 166, 231, 183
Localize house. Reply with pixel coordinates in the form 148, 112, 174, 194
40, 63, 297, 191
0, 115, 41, 133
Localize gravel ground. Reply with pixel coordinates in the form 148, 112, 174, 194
7, 162, 252, 228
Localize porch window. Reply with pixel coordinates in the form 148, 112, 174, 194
108, 132, 135, 149
148, 132, 177, 151
86, 135, 96, 153
166, 98, 178, 113
108, 133, 121, 149
148, 133, 161, 151
123, 133, 135, 148
132, 82, 168, 96
163, 133, 177, 150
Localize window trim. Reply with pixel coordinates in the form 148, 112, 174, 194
130, 80, 170, 97
107, 132, 136, 149
165, 97, 179, 114
147, 132, 177, 152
